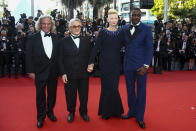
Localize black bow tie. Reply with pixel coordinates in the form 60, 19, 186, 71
44, 33, 51, 37
71, 34, 80, 39
130, 25, 137, 30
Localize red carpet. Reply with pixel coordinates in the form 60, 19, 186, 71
0, 71, 196, 131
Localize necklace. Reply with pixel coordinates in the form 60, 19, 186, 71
107, 26, 117, 31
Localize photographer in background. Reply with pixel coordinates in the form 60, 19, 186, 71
51, 9, 59, 20
14, 23, 28, 77
19, 13, 27, 29
55, 18, 67, 39
0, 30, 12, 78
27, 25, 37, 36
51, 10, 67, 39
81, 20, 91, 37
24, 16, 35, 32
76, 10, 83, 21
3, 8, 15, 31
154, 16, 163, 39
118, 15, 126, 27
34, 10, 43, 21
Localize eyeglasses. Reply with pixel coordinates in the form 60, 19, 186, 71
71, 25, 81, 29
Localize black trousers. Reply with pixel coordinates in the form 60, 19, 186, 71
64, 77, 89, 115
179, 53, 187, 70
154, 51, 163, 73
14, 51, 26, 76
35, 75, 58, 121
165, 54, 172, 71
0, 52, 11, 77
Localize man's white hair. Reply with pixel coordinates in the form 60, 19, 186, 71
16, 23, 23, 28
35, 15, 56, 33
69, 18, 82, 28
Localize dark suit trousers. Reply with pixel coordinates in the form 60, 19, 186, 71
166, 54, 172, 71
124, 70, 147, 122
179, 53, 186, 69
64, 77, 89, 115
154, 51, 163, 73
35, 75, 58, 121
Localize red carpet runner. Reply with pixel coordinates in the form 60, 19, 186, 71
0, 71, 196, 131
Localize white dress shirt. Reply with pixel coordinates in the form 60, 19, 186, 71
156, 40, 161, 52
41, 30, 53, 59
71, 34, 80, 48
130, 22, 140, 35
182, 41, 187, 51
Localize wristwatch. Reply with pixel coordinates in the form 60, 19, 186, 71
143, 64, 149, 69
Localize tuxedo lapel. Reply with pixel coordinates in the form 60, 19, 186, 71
38, 32, 52, 60
132, 26, 141, 39
69, 36, 79, 50
126, 24, 142, 44
126, 25, 133, 38
50, 34, 57, 59
37, 33, 49, 60
78, 36, 83, 51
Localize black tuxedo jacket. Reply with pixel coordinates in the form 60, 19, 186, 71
154, 39, 166, 54
25, 32, 59, 81
178, 40, 190, 51
58, 36, 92, 79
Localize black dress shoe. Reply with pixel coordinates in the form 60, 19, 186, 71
122, 114, 135, 119
37, 120, 44, 128
81, 113, 90, 122
137, 121, 145, 129
67, 113, 75, 123
0, 74, 4, 78
14, 75, 18, 79
47, 113, 57, 122
8, 74, 11, 78
102, 116, 110, 120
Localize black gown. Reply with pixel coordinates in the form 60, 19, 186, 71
89, 28, 124, 118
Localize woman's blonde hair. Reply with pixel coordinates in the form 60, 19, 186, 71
108, 9, 118, 16
35, 15, 56, 33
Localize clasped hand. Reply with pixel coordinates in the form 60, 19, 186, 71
62, 74, 68, 84
87, 64, 94, 73
137, 66, 148, 76
28, 73, 35, 79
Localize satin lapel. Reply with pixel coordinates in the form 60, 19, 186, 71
126, 25, 133, 39
78, 36, 82, 51
69, 36, 79, 50
50, 34, 56, 59
126, 24, 142, 43
131, 26, 141, 40
38, 32, 50, 60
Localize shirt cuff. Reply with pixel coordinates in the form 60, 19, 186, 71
143, 64, 149, 68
